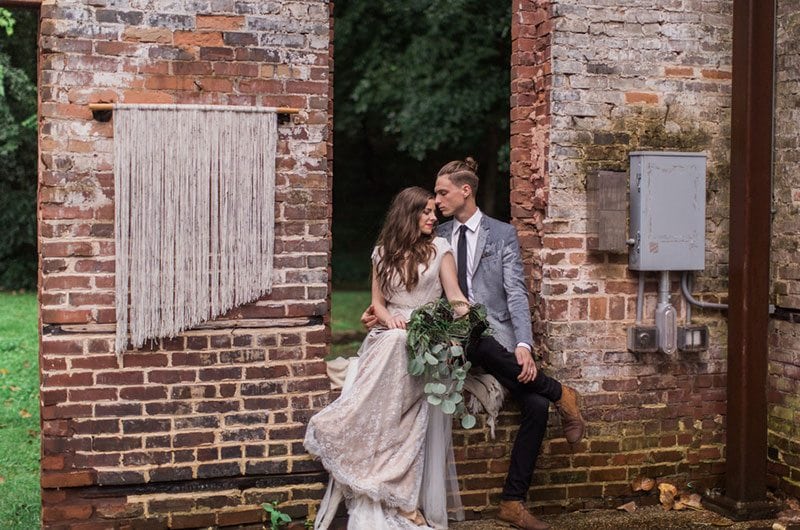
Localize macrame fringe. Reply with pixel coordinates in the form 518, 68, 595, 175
114, 105, 278, 353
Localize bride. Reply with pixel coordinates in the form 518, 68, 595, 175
304, 186, 470, 529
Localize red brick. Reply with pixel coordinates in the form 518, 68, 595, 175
43, 372, 94, 387
41, 470, 96, 488
196, 15, 245, 30
69, 292, 115, 306
174, 31, 224, 47
625, 91, 660, 104
42, 503, 94, 521
665, 66, 694, 77
41, 309, 93, 324
701, 68, 732, 80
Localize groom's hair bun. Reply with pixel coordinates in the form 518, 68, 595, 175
464, 156, 478, 173
437, 157, 479, 194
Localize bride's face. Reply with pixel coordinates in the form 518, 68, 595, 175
418, 199, 437, 235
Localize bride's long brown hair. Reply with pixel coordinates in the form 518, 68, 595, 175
375, 187, 436, 294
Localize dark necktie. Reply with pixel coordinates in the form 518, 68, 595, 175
457, 224, 469, 300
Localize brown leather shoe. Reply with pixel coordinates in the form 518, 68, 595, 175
555, 385, 585, 443
498, 500, 550, 530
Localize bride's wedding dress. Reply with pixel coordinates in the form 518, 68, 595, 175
304, 237, 463, 529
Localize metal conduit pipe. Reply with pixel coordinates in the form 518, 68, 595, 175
658, 271, 670, 306
681, 271, 728, 311
685, 273, 693, 323
636, 271, 645, 324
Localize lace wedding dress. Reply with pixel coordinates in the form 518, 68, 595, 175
304, 237, 463, 530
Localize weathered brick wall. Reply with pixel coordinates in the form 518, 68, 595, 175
510, 0, 733, 509
768, 0, 800, 500
37, 1, 332, 527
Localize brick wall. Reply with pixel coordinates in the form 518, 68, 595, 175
34, 0, 800, 526
510, 0, 733, 509
37, 1, 332, 527
768, 0, 800, 500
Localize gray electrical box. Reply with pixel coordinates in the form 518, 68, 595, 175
629, 151, 706, 271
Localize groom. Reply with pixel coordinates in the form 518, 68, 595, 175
433, 159, 584, 530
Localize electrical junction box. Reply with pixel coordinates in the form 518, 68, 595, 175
677, 325, 709, 352
629, 152, 707, 271
627, 325, 659, 353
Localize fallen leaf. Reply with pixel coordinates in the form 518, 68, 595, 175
631, 475, 655, 492
19, 409, 31, 418
9, 385, 19, 392
659, 482, 678, 510
787, 498, 800, 511
680, 492, 703, 510
0, 476, 5, 484
0, 368, 8, 375
616, 501, 637, 513
773, 523, 787, 530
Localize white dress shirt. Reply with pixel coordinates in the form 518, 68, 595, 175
451, 209, 531, 353
451, 209, 482, 304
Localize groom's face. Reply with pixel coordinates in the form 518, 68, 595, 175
434, 175, 467, 218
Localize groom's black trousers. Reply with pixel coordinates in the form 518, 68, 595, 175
466, 336, 562, 501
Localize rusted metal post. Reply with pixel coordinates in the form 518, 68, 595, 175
703, 0, 777, 520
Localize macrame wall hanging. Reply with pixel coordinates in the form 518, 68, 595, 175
113, 104, 279, 353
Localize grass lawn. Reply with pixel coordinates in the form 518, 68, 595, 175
330, 290, 371, 334
330, 290, 370, 360
0, 291, 40, 529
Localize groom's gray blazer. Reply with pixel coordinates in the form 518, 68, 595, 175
437, 215, 534, 353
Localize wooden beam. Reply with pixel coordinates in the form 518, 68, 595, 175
88, 103, 301, 114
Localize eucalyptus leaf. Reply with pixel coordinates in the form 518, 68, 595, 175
431, 382, 447, 395
441, 400, 456, 414
450, 345, 464, 357
461, 414, 477, 429
424, 352, 438, 365
427, 395, 442, 406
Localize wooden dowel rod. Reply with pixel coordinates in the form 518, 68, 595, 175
88, 103, 301, 114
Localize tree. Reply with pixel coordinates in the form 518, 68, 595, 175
332, 0, 511, 287
335, 0, 510, 214
0, 8, 37, 290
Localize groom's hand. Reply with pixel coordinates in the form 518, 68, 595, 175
360, 305, 379, 330
515, 346, 537, 383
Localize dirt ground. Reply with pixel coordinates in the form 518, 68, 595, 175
450, 505, 795, 530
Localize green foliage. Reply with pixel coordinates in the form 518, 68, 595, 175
406, 299, 490, 428
0, 8, 37, 291
262, 501, 292, 530
0, 292, 41, 529
332, 1, 512, 285
335, 0, 510, 160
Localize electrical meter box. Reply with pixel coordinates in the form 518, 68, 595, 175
629, 151, 706, 271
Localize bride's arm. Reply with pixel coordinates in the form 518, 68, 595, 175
440, 253, 470, 317
371, 267, 406, 329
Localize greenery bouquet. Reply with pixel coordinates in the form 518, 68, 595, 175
406, 299, 490, 429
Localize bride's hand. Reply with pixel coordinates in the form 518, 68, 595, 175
452, 301, 470, 318
385, 316, 407, 329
